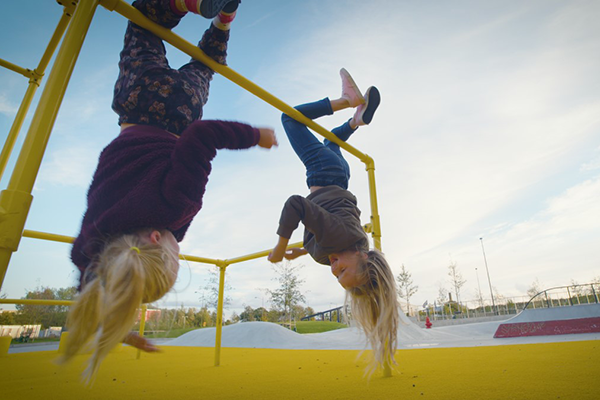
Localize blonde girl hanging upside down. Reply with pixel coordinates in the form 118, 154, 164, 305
61, 0, 277, 381
268, 69, 399, 375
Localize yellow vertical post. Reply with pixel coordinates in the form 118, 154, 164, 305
0, 336, 11, 357
57, 331, 69, 354
365, 157, 383, 252
213, 261, 227, 367
0, 7, 73, 180
136, 304, 147, 359
365, 157, 392, 378
0, 0, 99, 290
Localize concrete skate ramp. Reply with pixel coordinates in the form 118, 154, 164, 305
494, 304, 600, 338
166, 308, 600, 350
167, 312, 436, 350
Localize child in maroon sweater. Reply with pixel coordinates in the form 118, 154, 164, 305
62, 0, 277, 381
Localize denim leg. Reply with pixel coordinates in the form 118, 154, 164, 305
324, 119, 356, 157
282, 98, 350, 189
323, 120, 355, 181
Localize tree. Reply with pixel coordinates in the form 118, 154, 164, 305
526, 278, 542, 299
229, 311, 240, 323
15, 285, 77, 328
447, 261, 466, 306
0, 311, 15, 325
266, 261, 306, 323
436, 283, 448, 305
239, 305, 255, 322
201, 267, 232, 312
396, 264, 418, 316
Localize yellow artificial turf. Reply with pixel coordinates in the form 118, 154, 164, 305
1, 341, 598, 399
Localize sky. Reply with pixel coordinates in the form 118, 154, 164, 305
1, 0, 599, 317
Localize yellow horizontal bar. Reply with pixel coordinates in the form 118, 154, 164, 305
23, 229, 74, 244
22, 229, 221, 265
101, 0, 370, 164
0, 58, 33, 79
225, 241, 303, 265
0, 298, 73, 306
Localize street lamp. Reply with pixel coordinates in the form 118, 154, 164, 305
479, 237, 497, 314
475, 267, 484, 310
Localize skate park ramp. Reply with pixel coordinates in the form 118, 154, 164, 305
2, 313, 598, 399
494, 303, 600, 338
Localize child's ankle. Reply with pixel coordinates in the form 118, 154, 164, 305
170, 0, 187, 15
213, 9, 236, 30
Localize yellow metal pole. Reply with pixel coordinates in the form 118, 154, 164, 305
225, 241, 303, 265
137, 304, 147, 359
365, 157, 392, 378
365, 157, 382, 252
0, 7, 73, 181
22, 229, 75, 244
213, 262, 227, 366
0, 298, 73, 306
100, 0, 369, 162
0, 59, 32, 78
0, 0, 100, 291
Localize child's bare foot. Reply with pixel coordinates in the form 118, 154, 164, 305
351, 86, 380, 127
340, 68, 365, 108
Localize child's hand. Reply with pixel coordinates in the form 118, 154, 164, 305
268, 250, 284, 263
284, 247, 308, 260
123, 332, 161, 353
268, 236, 289, 263
257, 128, 278, 149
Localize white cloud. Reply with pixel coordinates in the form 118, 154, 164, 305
38, 145, 99, 188
0, 94, 18, 117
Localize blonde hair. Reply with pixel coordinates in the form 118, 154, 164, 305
345, 249, 399, 376
59, 230, 179, 382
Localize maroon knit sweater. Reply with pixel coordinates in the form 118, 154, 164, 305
71, 121, 260, 286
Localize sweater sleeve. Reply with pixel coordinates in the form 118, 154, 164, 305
277, 195, 333, 242
161, 120, 260, 209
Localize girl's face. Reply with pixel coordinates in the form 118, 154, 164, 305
148, 230, 180, 287
161, 230, 180, 287
329, 250, 367, 289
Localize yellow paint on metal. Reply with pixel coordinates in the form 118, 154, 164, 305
0, 0, 100, 289
0, 298, 73, 307
0, 4, 72, 180
57, 331, 69, 354
0, 336, 11, 357
137, 304, 147, 360
0, 59, 32, 78
213, 262, 227, 366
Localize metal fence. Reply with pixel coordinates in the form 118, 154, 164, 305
412, 283, 600, 322
523, 283, 599, 310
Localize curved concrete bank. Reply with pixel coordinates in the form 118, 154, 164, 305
494, 304, 600, 338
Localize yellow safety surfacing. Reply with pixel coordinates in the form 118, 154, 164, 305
1, 341, 598, 399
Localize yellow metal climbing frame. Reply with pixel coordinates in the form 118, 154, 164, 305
0, 0, 390, 376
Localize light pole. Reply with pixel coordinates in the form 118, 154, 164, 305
479, 237, 497, 314
475, 267, 484, 312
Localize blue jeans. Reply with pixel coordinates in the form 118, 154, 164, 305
282, 98, 355, 190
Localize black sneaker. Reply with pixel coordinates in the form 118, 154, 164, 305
199, 0, 233, 18
222, 0, 240, 14
352, 86, 380, 126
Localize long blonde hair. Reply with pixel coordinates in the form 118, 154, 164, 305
59, 230, 179, 382
345, 249, 399, 376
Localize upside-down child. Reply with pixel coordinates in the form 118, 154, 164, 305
268, 69, 399, 374
62, 0, 277, 381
